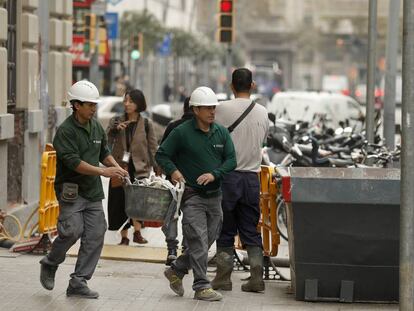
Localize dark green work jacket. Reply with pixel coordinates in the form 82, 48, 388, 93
155, 117, 237, 196
53, 114, 111, 201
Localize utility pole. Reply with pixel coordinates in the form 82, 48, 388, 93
162, 0, 170, 24
90, 1, 106, 88
89, 19, 100, 88
226, 44, 232, 98
383, 0, 400, 151
38, 0, 49, 145
365, 0, 378, 146
400, 0, 414, 309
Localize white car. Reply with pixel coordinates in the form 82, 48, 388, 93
268, 91, 364, 127
96, 96, 124, 130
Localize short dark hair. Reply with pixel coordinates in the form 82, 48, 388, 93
183, 97, 191, 114
70, 99, 83, 112
232, 68, 253, 93
125, 89, 147, 113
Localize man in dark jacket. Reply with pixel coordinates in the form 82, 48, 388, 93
161, 97, 192, 266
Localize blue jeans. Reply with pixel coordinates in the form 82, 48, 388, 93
216, 171, 263, 248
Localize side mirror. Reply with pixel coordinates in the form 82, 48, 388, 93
268, 112, 276, 124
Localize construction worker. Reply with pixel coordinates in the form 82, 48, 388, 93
155, 86, 236, 301
39, 80, 128, 299
212, 68, 269, 292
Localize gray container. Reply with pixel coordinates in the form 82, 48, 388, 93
280, 167, 400, 303
124, 184, 173, 222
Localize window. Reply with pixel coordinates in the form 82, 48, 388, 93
6, 0, 17, 110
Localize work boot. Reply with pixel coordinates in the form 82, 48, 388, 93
164, 267, 184, 296
118, 237, 130, 246
66, 284, 99, 299
133, 230, 148, 244
165, 248, 177, 266
194, 288, 223, 301
241, 246, 265, 292
39, 260, 58, 290
211, 247, 234, 291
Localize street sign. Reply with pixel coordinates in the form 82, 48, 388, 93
158, 33, 172, 56
105, 12, 118, 40
91, 1, 107, 16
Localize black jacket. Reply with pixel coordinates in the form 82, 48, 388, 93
160, 112, 193, 143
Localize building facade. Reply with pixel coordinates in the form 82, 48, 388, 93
197, 0, 398, 97
1, 0, 72, 221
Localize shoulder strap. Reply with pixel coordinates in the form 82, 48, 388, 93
144, 117, 149, 137
227, 100, 256, 133
143, 117, 156, 167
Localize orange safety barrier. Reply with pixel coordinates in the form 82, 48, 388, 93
258, 165, 280, 257
38, 144, 59, 234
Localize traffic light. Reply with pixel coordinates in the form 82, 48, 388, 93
217, 0, 234, 43
130, 33, 144, 60
84, 13, 97, 53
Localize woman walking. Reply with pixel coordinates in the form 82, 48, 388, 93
106, 89, 158, 245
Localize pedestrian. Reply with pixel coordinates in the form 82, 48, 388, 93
39, 80, 129, 298
163, 83, 172, 102
212, 68, 269, 292
160, 97, 193, 265
106, 89, 159, 245
114, 75, 127, 96
156, 86, 236, 301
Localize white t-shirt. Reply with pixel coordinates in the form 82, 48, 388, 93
215, 98, 269, 172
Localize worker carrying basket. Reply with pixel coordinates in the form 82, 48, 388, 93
123, 174, 185, 226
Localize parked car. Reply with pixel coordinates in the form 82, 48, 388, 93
96, 96, 124, 130
267, 91, 364, 127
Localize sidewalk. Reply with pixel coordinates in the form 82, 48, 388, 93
0, 249, 398, 311
0, 177, 399, 310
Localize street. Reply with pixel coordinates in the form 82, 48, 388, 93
0, 249, 398, 311
0, 176, 398, 311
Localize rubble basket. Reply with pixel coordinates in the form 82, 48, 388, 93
124, 184, 173, 222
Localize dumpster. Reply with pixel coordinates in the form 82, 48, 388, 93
278, 167, 400, 303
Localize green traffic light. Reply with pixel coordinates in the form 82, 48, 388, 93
131, 50, 141, 60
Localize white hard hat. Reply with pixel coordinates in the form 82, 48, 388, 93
189, 86, 220, 107
67, 80, 101, 103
